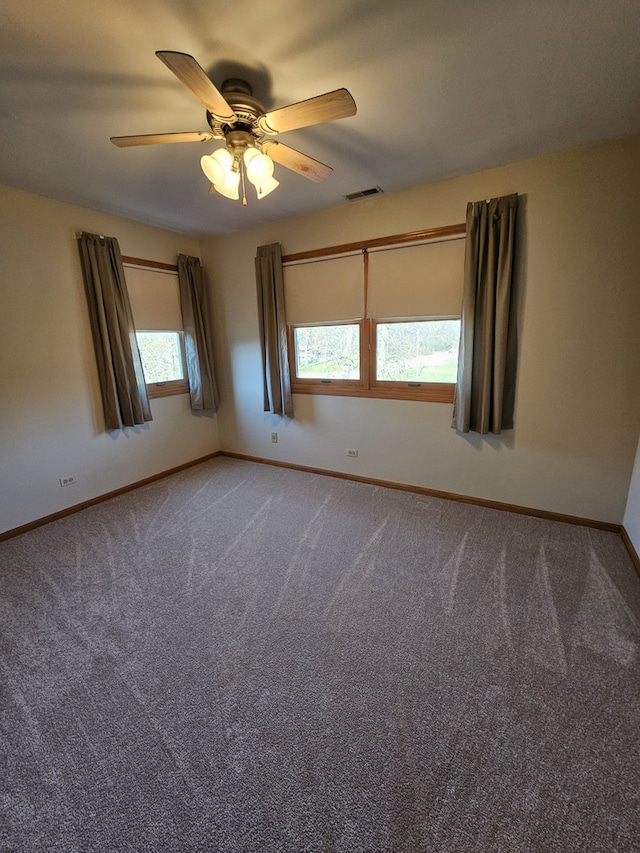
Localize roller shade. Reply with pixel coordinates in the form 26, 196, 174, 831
126, 265, 183, 330
284, 253, 364, 324
367, 237, 465, 318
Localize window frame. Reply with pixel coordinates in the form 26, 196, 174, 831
135, 329, 190, 400
288, 320, 367, 395
369, 316, 459, 403
283, 223, 465, 405
289, 318, 457, 403
123, 256, 190, 401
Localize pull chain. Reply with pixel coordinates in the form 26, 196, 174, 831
241, 159, 247, 206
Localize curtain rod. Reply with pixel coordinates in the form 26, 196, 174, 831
281, 222, 466, 265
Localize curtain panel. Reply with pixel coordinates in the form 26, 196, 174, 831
77, 232, 152, 431
452, 194, 519, 435
255, 243, 293, 416
177, 254, 219, 411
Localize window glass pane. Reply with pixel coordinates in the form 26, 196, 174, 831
294, 325, 360, 380
136, 331, 184, 383
376, 320, 460, 383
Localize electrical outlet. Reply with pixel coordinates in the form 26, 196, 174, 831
59, 476, 76, 487
271, 432, 278, 443
346, 448, 358, 458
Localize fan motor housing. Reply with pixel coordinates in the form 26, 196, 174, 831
225, 129, 257, 158
207, 78, 266, 143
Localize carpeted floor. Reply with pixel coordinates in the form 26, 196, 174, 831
1, 457, 640, 852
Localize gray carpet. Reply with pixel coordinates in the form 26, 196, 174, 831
1, 456, 639, 852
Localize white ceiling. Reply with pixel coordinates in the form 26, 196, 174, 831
1, 0, 639, 238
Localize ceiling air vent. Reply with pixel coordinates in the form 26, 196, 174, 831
344, 186, 384, 201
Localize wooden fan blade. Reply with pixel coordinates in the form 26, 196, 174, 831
262, 141, 332, 182
156, 51, 236, 122
258, 88, 356, 135
110, 131, 214, 147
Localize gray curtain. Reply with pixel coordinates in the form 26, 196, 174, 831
452, 194, 519, 434
77, 232, 152, 431
177, 254, 219, 411
255, 243, 293, 416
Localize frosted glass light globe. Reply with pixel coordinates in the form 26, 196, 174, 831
215, 168, 240, 200
243, 147, 260, 167
200, 147, 234, 184
245, 152, 274, 186
255, 177, 279, 199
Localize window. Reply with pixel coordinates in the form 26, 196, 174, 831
136, 330, 186, 384
285, 229, 465, 402
294, 323, 362, 380
125, 262, 189, 399
373, 318, 461, 383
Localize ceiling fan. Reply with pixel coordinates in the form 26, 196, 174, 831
110, 51, 357, 203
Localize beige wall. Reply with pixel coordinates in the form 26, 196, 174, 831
624, 437, 640, 554
3, 138, 638, 534
203, 136, 640, 525
0, 186, 220, 534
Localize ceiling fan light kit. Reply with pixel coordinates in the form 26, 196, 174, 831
244, 148, 273, 185
203, 144, 278, 201
213, 166, 240, 201
255, 176, 279, 199
111, 51, 356, 206
200, 147, 231, 185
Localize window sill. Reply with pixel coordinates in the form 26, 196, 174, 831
290, 382, 454, 403
147, 380, 190, 400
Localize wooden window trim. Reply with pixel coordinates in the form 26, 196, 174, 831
288, 321, 366, 394
125, 258, 190, 401
289, 319, 456, 404
138, 329, 190, 400
369, 318, 456, 403
281, 223, 466, 264
122, 256, 178, 272
289, 383, 455, 404
285, 221, 465, 405
147, 378, 190, 400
